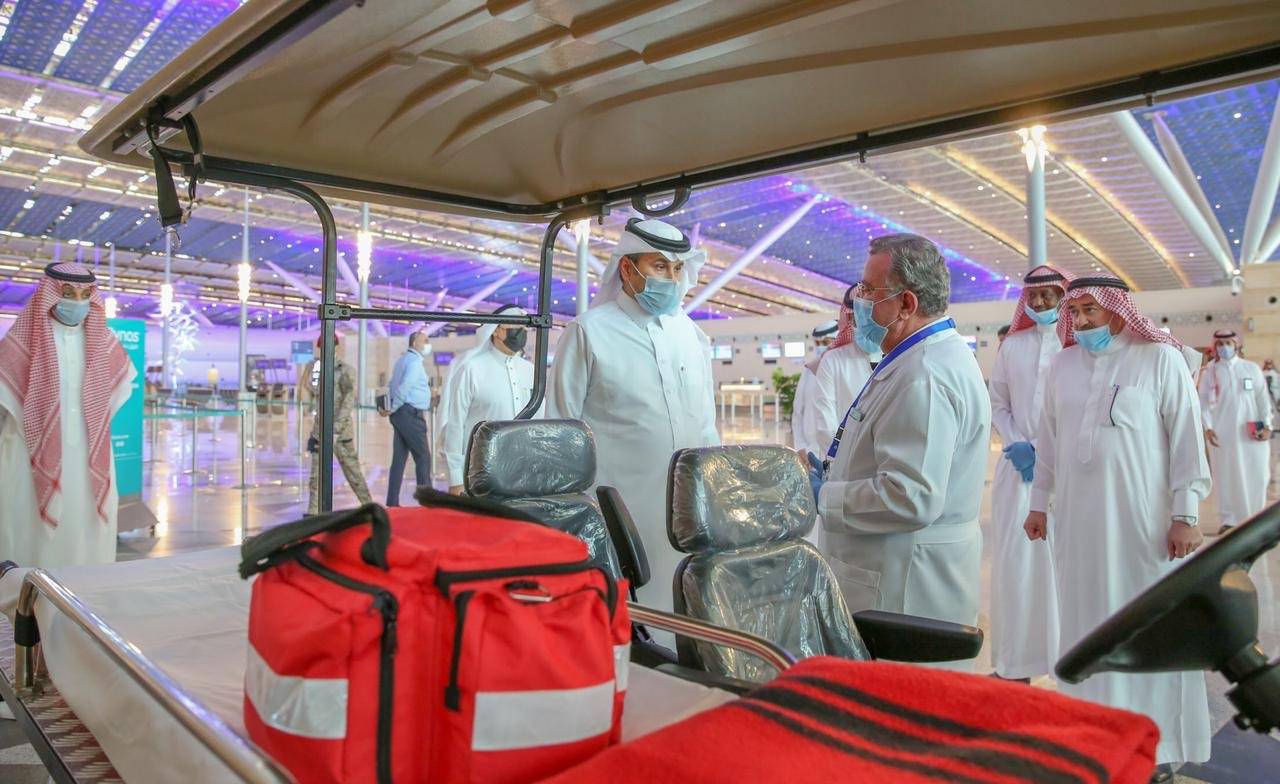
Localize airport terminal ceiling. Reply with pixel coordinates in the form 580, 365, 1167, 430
0, 0, 1278, 331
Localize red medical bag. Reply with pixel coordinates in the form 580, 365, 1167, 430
239, 496, 630, 784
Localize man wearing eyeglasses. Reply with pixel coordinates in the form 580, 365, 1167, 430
808, 234, 990, 666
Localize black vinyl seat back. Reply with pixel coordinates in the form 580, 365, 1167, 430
668, 445, 870, 682
465, 419, 622, 581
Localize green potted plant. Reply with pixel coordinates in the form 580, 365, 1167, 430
772, 368, 801, 417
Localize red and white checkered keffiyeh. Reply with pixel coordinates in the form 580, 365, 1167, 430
1008, 264, 1072, 335
1058, 275, 1182, 350
830, 288, 854, 350
0, 263, 130, 527
816, 285, 857, 373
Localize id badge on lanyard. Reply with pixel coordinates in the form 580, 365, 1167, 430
822, 318, 956, 471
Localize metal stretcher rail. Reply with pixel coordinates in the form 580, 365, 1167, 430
13, 569, 294, 784
628, 603, 797, 673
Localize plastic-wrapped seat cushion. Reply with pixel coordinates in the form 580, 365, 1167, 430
466, 419, 620, 580
668, 445, 869, 681
466, 419, 595, 499
506, 496, 623, 580
668, 445, 815, 552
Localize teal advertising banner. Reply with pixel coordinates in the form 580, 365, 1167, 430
107, 318, 145, 498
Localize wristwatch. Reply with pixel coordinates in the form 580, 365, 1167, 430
1172, 515, 1198, 526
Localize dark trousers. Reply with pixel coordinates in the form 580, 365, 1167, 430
387, 404, 431, 506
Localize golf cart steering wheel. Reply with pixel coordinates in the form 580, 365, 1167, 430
1056, 505, 1280, 734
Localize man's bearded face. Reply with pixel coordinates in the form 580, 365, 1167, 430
1025, 286, 1061, 313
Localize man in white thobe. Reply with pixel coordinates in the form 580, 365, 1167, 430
811, 286, 876, 455
987, 264, 1068, 682
1200, 329, 1271, 533
809, 234, 989, 661
445, 306, 539, 494
1024, 275, 1210, 772
0, 263, 135, 568
549, 218, 718, 619
791, 319, 837, 460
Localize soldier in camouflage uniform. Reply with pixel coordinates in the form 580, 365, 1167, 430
307, 334, 373, 514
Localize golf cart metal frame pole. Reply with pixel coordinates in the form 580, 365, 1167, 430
166, 153, 583, 511
191, 163, 340, 512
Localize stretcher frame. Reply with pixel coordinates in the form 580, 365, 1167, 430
13, 2, 1280, 781
0, 566, 794, 784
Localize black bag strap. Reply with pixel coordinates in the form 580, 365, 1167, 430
240, 503, 391, 579
413, 486, 543, 524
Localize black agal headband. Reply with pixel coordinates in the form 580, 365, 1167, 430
625, 218, 691, 254
44, 263, 95, 284
1067, 277, 1129, 292
1024, 270, 1065, 285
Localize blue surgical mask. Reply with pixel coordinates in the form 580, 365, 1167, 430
1217, 344, 1236, 361
1074, 323, 1114, 354
854, 328, 882, 358
815, 345, 828, 357
53, 297, 90, 326
851, 291, 900, 355
1023, 303, 1058, 327
627, 261, 681, 316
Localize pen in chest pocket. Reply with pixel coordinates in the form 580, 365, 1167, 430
1108, 384, 1120, 427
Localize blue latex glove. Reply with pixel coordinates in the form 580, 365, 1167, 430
806, 452, 825, 506
1002, 441, 1035, 483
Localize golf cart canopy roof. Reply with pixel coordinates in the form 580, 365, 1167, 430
81, 0, 1280, 218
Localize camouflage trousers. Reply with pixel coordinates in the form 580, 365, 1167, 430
308, 433, 374, 514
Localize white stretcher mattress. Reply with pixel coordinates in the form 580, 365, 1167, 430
0, 547, 736, 783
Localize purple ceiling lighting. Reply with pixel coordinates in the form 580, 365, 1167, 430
666, 175, 1009, 304
1132, 79, 1280, 264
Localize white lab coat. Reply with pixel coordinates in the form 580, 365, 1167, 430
791, 366, 819, 458
0, 321, 135, 567
443, 342, 538, 487
811, 344, 874, 457
987, 323, 1062, 679
1199, 356, 1272, 528
549, 295, 720, 617
1031, 329, 1211, 765
818, 321, 990, 660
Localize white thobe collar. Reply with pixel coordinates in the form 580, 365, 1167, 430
1035, 319, 1059, 335
617, 293, 663, 328
480, 340, 518, 367
51, 318, 82, 338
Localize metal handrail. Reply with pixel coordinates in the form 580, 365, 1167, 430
627, 603, 797, 674
14, 570, 293, 784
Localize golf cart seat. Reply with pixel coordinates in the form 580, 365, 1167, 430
668, 445, 984, 682
464, 418, 626, 581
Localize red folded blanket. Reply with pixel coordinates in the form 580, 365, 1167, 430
544, 657, 1157, 784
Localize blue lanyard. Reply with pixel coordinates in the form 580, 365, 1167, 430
824, 318, 956, 464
